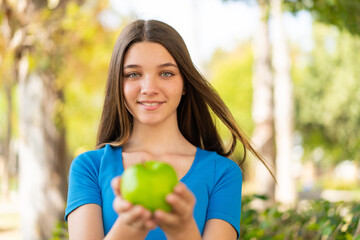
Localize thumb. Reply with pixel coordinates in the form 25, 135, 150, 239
111, 176, 122, 196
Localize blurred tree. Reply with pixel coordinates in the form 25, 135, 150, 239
285, 0, 360, 36
0, 0, 111, 239
271, 0, 296, 206
1, 1, 71, 238
210, 44, 254, 135
284, 0, 360, 160
209, 43, 254, 171
294, 23, 360, 165
222, 0, 295, 205
250, 0, 276, 205
56, 3, 120, 155
0, 20, 15, 201
0, 0, 22, 202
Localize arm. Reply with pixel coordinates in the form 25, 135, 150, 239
66, 153, 105, 240
67, 203, 151, 240
201, 158, 242, 240
68, 178, 157, 240
66, 152, 155, 240
68, 204, 104, 240
202, 219, 237, 240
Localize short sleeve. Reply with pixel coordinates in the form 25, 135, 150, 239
65, 152, 102, 221
206, 159, 243, 238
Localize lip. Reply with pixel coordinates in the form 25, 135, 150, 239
137, 101, 164, 111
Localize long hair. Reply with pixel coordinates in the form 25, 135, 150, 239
96, 19, 273, 176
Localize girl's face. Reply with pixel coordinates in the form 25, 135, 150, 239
122, 41, 184, 127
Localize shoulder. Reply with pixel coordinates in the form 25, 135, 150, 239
197, 148, 242, 172
70, 144, 119, 174
196, 148, 243, 181
71, 147, 104, 168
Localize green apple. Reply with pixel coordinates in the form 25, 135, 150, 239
120, 161, 178, 212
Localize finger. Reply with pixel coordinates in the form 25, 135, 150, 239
111, 176, 122, 196
166, 193, 190, 215
121, 205, 144, 223
122, 205, 152, 228
173, 183, 196, 206
130, 207, 153, 229
154, 209, 178, 227
113, 197, 132, 213
144, 218, 157, 230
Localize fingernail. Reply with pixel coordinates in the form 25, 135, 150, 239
135, 205, 143, 213
175, 184, 183, 192
155, 210, 163, 217
121, 201, 131, 209
166, 194, 174, 202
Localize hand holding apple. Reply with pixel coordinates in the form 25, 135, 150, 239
113, 162, 200, 238
111, 177, 157, 234
120, 161, 178, 212
153, 183, 200, 239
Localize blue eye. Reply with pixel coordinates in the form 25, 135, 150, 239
126, 72, 140, 78
161, 72, 174, 77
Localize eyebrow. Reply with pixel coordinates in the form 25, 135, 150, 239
124, 62, 178, 69
158, 63, 178, 68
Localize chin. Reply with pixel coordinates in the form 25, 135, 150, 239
135, 114, 175, 127
138, 118, 164, 126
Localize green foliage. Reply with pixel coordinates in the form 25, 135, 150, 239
208, 44, 254, 161
1, 0, 124, 156
241, 194, 360, 239
0, 0, 120, 156
294, 22, 360, 164
209, 43, 254, 136
285, 0, 360, 36
53, 3, 123, 155
52, 195, 360, 239
51, 220, 68, 240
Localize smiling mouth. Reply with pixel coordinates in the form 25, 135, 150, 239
140, 102, 160, 106
138, 101, 164, 106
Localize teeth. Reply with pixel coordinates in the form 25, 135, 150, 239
141, 102, 160, 106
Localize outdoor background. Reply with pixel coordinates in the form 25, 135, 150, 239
1, 0, 360, 239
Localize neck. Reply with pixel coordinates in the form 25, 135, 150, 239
124, 118, 192, 156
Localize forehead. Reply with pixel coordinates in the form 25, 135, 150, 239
123, 41, 176, 66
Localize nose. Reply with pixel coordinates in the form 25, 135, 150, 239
140, 75, 159, 95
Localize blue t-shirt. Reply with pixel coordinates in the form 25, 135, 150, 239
65, 144, 242, 238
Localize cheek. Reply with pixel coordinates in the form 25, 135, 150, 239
123, 83, 138, 102
123, 83, 136, 116
168, 80, 184, 97
166, 85, 183, 99
175, 82, 185, 99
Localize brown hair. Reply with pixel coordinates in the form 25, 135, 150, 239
96, 19, 273, 175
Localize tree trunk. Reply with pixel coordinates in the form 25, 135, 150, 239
1, 83, 13, 202
0, 0, 70, 238
251, 0, 276, 205
271, 0, 296, 205
18, 58, 68, 239
0, 0, 16, 203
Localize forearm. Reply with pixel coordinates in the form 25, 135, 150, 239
104, 218, 148, 240
165, 219, 201, 240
